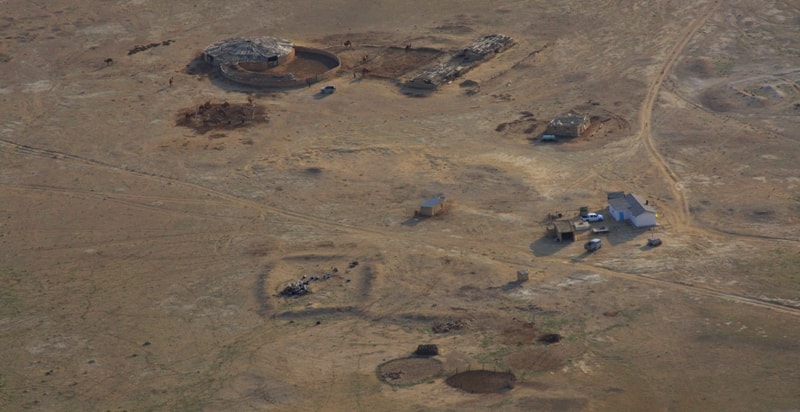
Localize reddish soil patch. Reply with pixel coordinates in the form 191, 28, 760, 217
445, 370, 516, 393
376, 357, 443, 386
504, 344, 584, 373
278, 50, 340, 80
499, 321, 539, 346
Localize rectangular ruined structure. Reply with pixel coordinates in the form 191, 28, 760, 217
406, 34, 515, 90
546, 110, 591, 138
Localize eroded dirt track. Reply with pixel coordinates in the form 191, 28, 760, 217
637, 0, 721, 228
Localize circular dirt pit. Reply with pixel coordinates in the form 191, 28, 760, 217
538, 333, 562, 345
376, 357, 443, 386
445, 370, 516, 394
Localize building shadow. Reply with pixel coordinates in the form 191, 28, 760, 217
603, 224, 649, 246
529, 236, 570, 257
402, 216, 427, 227
500, 280, 524, 291
400, 87, 435, 97
313, 91, 334, 100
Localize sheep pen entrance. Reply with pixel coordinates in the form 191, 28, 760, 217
445, 370, 516, 394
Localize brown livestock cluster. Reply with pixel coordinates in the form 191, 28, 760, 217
128, 39, 176, 56
176, 100, 266, 134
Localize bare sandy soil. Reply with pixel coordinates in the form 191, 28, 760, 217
1, 1, 799, 410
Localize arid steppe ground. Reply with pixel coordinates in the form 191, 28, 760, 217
1, 1, 800, 410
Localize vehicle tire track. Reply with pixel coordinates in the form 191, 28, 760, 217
12, 133, 796, 318
0, 138, 386, 237
3, 183, 250, 220
638, 0, 721, 228
488, 247, 800, 318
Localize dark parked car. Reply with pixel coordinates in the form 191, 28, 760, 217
584, 238, 602, 252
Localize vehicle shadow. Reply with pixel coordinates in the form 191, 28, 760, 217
570, 250, 594, 263
402, 216, 426, 227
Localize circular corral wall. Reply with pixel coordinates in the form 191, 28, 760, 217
219, 46, 341, 88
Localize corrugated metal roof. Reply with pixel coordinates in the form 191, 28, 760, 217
463, 34, 514, 56
626, 193, 656, 216
609, 193, 655, 216
204, 37, 294, 66
421, 196, 445, 208
549, 111, 589, 128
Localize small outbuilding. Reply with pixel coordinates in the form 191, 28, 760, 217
546, 110, 590, 137
517, 269, 529, 282
607, 192, 657, 227
553, 220, 575, 242
418, 196, 449, 217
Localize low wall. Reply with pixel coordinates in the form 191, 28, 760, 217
218, 46, 340, 88
220, 64, 300, 87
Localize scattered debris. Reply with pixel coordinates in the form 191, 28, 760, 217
280, 280, 310, 297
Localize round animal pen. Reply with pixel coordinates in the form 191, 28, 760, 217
203, 37, 341, 88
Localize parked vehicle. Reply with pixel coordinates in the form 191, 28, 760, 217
647, 237, 662, 247
320, 85, 336, 94
591, 226, 609, 234
581, 212, 604, 222
584, 238, 602, 252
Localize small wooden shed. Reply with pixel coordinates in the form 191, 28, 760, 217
418, 196, 449, 217
553, 220, 575, 242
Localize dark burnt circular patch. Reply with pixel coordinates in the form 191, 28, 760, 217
538, 333, 562, 345
445, 370, 515, 393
